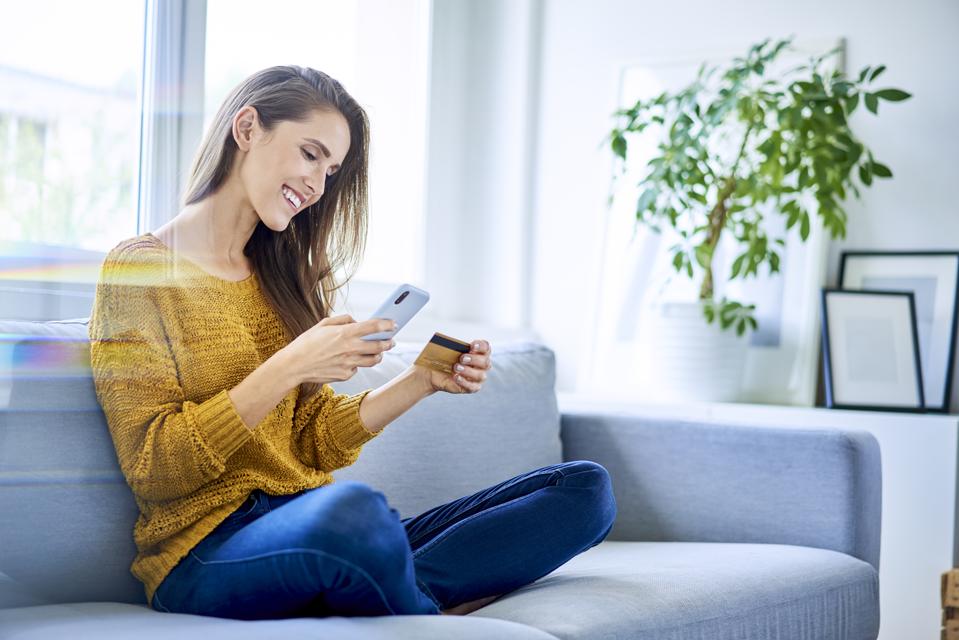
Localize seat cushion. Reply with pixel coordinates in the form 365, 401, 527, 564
473, 541, 879, 640
0, 602, 558, 640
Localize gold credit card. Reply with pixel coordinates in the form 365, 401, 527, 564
414, 332, 472, 374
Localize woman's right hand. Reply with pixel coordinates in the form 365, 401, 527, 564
283, 314, 397, 386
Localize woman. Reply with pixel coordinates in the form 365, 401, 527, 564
88, 65, 616, 621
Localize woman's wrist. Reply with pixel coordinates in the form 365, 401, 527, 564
358, 365, 435, 433
275, 345, 304, 388
402, 364, 436, 399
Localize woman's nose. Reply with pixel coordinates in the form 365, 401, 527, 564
301, 182, 320, 204
307, 176, 325, 200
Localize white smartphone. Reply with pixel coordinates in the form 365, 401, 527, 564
360, 283, 430, 341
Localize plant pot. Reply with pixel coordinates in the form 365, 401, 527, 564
634, 301, 749, 403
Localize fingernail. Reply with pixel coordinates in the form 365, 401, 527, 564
454, 364, 464, 372
473, 342, 480, 350
462, 355, 471, 363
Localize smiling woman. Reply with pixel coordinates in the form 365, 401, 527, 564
87, 64, 391, 612
171, 66, 371, 389
203, 0, 431, 286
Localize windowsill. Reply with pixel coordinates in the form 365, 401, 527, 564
556, 391, 959, 424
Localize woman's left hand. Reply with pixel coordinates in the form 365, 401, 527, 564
419, 339, 493, 394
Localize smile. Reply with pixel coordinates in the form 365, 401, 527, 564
282, 185, 303, 210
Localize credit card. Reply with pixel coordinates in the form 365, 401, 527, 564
414, 332, 472, 374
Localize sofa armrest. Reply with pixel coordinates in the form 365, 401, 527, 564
560, 409, 881, 571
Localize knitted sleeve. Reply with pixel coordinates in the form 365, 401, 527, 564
291, 383, 380, 472
88, 248, 254, 502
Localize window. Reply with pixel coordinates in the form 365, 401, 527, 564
0, 0, 430, 320
0, 0, 146, 253
203, 0, 431, 285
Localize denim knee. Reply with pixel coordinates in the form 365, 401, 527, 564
308, 481, 412, 576
560, 461, 617, 532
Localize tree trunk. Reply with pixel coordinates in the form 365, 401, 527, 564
699, 178, 737, 301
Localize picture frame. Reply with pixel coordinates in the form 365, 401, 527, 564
821, 289, 925, 412
839, 251, 959, 413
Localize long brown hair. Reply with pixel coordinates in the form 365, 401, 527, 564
181, 65, 370, 400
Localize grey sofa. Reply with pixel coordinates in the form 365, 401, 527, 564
0, 318, 881, 639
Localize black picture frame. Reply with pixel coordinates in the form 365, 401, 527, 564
839, 251, 959, 413
821, 288, 925, 413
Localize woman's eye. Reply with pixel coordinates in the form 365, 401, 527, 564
302, 149, 316, 162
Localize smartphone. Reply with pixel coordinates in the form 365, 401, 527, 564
360, 283, 430, 341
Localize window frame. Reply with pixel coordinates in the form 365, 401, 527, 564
138, 0, 207, 237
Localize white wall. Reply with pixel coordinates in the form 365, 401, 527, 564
425, 0, 543, 335
526, 0, 959, 409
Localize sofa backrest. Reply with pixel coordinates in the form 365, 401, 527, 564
0, 319, 562, 607
327, 342, 564, 517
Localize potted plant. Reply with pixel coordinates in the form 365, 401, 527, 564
606, 36, 911, 401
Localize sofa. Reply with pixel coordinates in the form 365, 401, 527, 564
0, 318, 881, 639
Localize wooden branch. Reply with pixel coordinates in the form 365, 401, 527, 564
698, 177, 737, 300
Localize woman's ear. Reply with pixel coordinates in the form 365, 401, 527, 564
233, 105, 259, 152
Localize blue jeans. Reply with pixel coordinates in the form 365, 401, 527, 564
150, 460, 617, 620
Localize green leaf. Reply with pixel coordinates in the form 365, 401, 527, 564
874, 88, 912, 102
636, 188, 657, 213
785, 206, 799, 230
869, 65, 887, 82
672, 251, 683, 272
694, 244, 713, 269
731, 253, 747, 278
870, 161, 893, 178
844, 93, 859, 114
612, 134, 627, 160
864, 93, 879, 114
859, 163, 873, 186
858, 66, 871, 83
832, 80, 853, 96
800, 212, 810, 241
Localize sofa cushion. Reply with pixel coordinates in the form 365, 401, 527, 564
473, 540, 880, 640
0, 602, 559, 639
0, 319, 562, 608
328, 340, 563, 520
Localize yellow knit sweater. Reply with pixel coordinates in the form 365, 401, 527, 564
88, 232, 380, 605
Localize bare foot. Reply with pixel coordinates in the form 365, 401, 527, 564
439, 593, 503, 615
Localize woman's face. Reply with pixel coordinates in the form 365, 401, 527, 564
235, 106, 351, 230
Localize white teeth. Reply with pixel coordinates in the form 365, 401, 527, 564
282, 186, 302, 208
